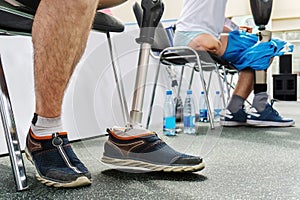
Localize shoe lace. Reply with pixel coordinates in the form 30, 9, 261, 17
270, 99, 279, 116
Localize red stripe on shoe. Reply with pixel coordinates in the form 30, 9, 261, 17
29, 129, 68, 140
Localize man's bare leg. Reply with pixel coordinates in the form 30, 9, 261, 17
232, 68, 254, 100
220, 67, 255, 126
26, 0, 98, 188
33, 0, 98, 117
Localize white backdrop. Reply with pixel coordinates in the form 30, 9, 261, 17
0, 20, 223, 155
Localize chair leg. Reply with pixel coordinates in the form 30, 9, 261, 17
106, 32, 130, 125
220, 65, 230, 105
188, 66, 195, 90
215, 65, 227, 109
178, 67, 184, 96
0, 56, 28, 191
196, 61, 214, 129
146, 60, 162, 129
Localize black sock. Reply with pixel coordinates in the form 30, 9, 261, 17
254, 83, 267, 94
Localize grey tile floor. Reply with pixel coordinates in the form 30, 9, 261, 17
0, 101, 300, 200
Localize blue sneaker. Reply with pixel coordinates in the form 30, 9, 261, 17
101, 127, 205, 172
220, 108, 248, 126
25, 129, 92, 187
247, 101, 295, 127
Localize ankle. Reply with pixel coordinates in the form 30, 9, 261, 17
252, 92, 268, 112
30, 113, 64, 137
227, 95, 245, 113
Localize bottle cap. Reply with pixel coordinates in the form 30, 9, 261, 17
166, 90, 172, 95
187, 90, 192, 95
216, 91, 220, 95
201, 91, 204, 95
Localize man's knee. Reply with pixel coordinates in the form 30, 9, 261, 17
188, 33, 221, 54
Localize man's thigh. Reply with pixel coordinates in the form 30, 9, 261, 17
15, 0, 127, 11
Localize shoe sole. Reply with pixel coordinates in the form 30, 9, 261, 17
220, 121, 247, 127
247, 120, 295, 127
25, 148, 92, 188
101, 156, 205, 172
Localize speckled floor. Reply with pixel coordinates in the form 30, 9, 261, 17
1, 101, 300, 200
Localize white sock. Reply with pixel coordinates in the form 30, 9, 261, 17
30, 113, 64, 136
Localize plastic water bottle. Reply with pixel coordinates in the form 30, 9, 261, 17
199, 91, 208, 122
183, 90, 196, 134
213, 91, 223, 122
163, 90, 176, 136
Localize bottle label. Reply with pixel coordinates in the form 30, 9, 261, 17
163, 116, 176, 129
184, 116, 195, 127
199, 109, 208, 118
214, 109, 222, 117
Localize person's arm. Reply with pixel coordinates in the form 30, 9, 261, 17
223, 25, 233, 33
223, 18, 253, 33
223, 17, 239, 32
239, 25, 253, 33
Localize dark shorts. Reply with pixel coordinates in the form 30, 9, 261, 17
16, 0, 40, 11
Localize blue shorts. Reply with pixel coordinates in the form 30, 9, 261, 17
174, 30, 293, 71
222, 30, 293, 70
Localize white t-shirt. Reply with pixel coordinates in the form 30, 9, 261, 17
176, 0, 227, 39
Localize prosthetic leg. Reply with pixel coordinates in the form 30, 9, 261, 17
109, 0, 164, 134
250, 0, 273, 87
130, 0, 164, 126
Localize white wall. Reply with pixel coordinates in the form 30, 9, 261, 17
112, 0, 300, 31
111, 0, 183, 22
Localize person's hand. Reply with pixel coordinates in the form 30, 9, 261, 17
239, 26, 253, 33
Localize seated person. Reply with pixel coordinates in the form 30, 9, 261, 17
174, 0, 295, 127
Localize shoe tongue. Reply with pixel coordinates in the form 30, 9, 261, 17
111, 127, 155, 137
126, 127, 153, 136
